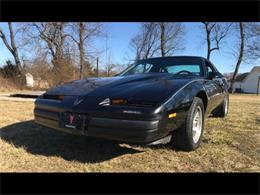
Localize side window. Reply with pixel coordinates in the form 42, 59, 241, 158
207, 65, 213, 73
127, 63, 153, 75
205, 61, 215, 77
164, 65, 201, 76
134, 64, 146, 73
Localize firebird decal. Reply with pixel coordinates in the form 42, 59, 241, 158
73, 98, 84, 106
99, 98, 110, 106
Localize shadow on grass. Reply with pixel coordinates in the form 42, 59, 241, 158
0, 120, 143, 163
256, 118, 260, 125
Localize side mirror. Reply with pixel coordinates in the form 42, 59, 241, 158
208, 72, 222, 80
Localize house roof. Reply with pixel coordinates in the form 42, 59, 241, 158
234, 73, 249, 82
228, 66, 260, 83
252, 66, 260, 72
236, 66, 260, 82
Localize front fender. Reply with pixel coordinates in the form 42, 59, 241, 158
156, 80, 206, 113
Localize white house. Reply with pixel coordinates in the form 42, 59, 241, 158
230, 66, 260, 94
25, 73, 34, 87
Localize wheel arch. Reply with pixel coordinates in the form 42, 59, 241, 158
195, 91, 208, 111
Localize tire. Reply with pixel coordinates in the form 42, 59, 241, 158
212, 94, 229, 118
171, 97, 205, 151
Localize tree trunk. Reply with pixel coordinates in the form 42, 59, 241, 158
160, 22, 166, 57
230, 22, 244, 93
206, 33, 211, 60
0, 22, 26, 87
205, 23, 211, 60
0, 22, 23, 75
8, 23, 23, 74
79, 22, 84, 79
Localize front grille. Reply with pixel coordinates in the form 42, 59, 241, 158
34, 108, 59, 121
127, 100, 157, 107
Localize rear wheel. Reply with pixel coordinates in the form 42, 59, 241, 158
171, 97, 205, 151
212, 94, 229, 118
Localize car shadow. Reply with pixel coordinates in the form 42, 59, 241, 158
0, 120, 143, 163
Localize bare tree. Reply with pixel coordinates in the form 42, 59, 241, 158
157, 22, 185, 57
130, 22, 158, 61
130, 22, 185, 61
105, 63, 117, 77
31, 22, 66, 63
160, 22, 166, 57
230, 22, 245, 93
0, 22, 23, 75
130, 34, 143, 61
244, 22, 260, 60
202, 22, 232, 60
30, 22, 74, 84
68, 22, 103, 79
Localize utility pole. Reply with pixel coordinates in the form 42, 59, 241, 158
107, 53, 111, 77
74, 63, 75, 80
96, 57, 99, 77
257, 76, 260, 96
105, 33, 108, 72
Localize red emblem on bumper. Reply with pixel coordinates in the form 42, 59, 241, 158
69, 115, 75, 124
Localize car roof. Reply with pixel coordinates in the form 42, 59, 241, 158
137, 56, 206, 62
137, 56, 207, 64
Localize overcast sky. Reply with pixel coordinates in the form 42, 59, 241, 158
0, 22, 259, 73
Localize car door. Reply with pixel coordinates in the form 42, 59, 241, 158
203, 60, 225, 113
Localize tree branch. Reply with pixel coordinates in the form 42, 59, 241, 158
0, 28, 15, 55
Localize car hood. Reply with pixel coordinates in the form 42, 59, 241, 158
45, 73, 196, 103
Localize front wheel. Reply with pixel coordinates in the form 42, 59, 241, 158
171, 97, 205, 151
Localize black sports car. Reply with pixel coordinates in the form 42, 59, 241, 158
34, 56, 229, 151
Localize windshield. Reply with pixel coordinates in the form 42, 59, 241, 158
118, 57, 204, 77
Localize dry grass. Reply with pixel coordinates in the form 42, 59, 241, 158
0, 94, 259, 172
0, 77, 19, 92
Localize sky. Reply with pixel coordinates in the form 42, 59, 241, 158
0, 22, 259, 74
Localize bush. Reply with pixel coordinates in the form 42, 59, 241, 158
0, 61, 26, 90
0, 60, 20, 78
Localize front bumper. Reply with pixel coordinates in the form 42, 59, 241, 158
34, 107, 164, 143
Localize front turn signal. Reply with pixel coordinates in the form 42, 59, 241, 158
58, 95, 65, 100
111, 99, 127, 105
168, 113, 177, 118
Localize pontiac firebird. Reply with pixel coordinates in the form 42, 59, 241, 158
34, 56, 229, 151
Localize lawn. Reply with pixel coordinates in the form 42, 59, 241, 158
0, 94, 259, 172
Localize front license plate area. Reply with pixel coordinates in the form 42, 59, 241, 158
60, 112, 87, 131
